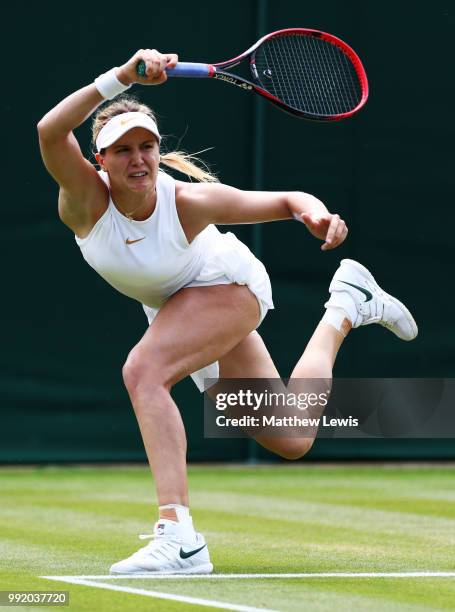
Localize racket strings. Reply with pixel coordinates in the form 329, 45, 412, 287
253, 34, 362, 116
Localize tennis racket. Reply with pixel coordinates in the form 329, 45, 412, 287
136, 28, 368, 121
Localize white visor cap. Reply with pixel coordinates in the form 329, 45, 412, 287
96, 112, 161, 151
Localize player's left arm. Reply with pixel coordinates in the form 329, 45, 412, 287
176, 181, 348, 250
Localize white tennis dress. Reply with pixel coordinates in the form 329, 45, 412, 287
75, 170, 274, 391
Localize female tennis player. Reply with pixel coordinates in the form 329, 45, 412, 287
37, 49, 417, 575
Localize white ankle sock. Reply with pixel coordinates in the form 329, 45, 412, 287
324, 291, 357, 327
159, 504, 191, 524
321, 307, 348, 333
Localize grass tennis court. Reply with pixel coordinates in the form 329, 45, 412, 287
1, 464, 455, 611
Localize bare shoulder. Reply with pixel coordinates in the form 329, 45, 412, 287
174, 180, 241, 236
174, 180, 216, 242
175, 180, 221, 204
175, 180, 236, 217
58, 174, 110, 238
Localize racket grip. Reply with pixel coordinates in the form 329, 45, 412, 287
167, 63, 212, 78
136, 60, 211, 78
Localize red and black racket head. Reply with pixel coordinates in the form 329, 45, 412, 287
249, 28, 369, 121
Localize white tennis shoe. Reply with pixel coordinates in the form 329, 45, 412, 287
325, 259, 418, 340
110, 519, 213, 575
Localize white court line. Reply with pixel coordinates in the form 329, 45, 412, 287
41, 576, 277, 612
43, 572, 455, 580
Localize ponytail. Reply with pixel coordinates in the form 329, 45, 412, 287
160, 151, 218, 183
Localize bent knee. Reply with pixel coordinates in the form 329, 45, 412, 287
274, 438, 315, 461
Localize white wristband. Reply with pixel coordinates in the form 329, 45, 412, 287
94, 67, 131, 100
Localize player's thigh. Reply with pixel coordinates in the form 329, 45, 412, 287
218, 330, 280, 378
125, 284, 261, 388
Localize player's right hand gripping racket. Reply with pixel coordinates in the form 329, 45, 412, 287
136, 28, 368, 121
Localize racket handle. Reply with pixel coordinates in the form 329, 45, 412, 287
167, 63, 212, 78
136, 60, 212, 78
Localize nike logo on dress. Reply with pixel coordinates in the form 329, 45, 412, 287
179, 544, 207, 559
125, 237, 146, 245
340, 281, 373, 302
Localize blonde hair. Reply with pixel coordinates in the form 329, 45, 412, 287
91, 95, 218, 183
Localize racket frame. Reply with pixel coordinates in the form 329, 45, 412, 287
138, 28, 369, 121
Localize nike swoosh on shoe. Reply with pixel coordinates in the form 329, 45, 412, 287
339, 281, 373, 302
179, 544, 207, 559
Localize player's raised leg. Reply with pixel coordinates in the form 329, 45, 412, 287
216, 259, 417, 460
